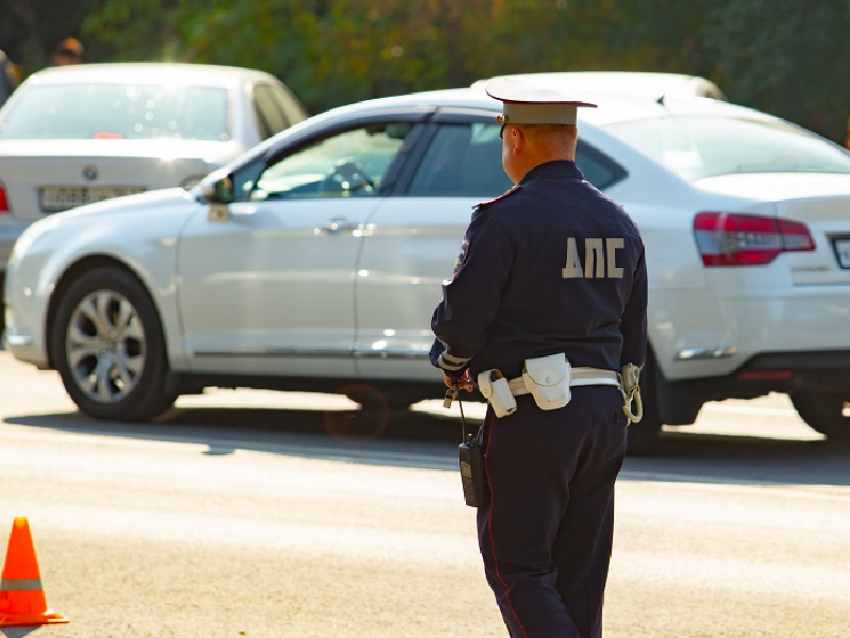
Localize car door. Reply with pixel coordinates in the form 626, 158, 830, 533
353, 112, 630, 382
176, 121, 420, 377
354, 114, 513, 381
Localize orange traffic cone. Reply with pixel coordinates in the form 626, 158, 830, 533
0, 517, 69, 627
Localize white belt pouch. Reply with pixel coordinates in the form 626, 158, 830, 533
522, 353, 571, 410
477, 370, 517, 418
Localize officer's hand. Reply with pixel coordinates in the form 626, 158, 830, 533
443, 369, 473, 392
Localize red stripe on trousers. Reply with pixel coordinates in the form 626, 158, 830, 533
484, 410, 529, 637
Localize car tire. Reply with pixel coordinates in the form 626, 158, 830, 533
323, 384, 390, 441
51, 267, 176, 422
625, 349, 663, 455
789, 391, 850, 441
0, 276, 6, 340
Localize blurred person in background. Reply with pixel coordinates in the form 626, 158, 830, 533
0, 48, 20, 106
49, 37, 84, 66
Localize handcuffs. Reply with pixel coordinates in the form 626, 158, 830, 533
619, 363, 643, 423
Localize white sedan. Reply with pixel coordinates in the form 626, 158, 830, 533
0, 62, 307, 300
5, 83, 850, 450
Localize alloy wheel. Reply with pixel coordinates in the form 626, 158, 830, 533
65, 289, 146, 404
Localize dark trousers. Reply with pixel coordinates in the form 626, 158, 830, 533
477, 386, 628, 638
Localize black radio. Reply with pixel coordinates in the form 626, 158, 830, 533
445, 387, 488, 508
459, 435, 487, 508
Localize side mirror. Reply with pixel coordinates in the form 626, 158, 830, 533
200, 173, 235, 222
201, 174, 235, 204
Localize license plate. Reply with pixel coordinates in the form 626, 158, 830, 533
39, 186, 145, 213
833, 237, 850, 269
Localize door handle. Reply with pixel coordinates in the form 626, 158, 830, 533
316, 218, 361, 235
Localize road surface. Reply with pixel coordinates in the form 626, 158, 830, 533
1, 351, 848, 637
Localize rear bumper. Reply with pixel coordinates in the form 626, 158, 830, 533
673, 349, 850, 403
656, 349, 850, 425
735, 350, 850, 390
653, 287, 850, 382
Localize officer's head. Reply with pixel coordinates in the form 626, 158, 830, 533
485, 78, 596, 184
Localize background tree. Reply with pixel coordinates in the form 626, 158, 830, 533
0, 0, 101, 67
703, 0, 850, 142
1, 0, 849, 143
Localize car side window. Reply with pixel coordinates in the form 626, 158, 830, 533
575, 140, 627, 190
407, 123, 625, 194
252, 123, 413, 200
252, 83, 288, 139
268, 82, 307, 127
408, 123, 512, 197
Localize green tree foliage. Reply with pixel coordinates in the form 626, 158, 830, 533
703, 0, 850, 142
79, 0, 722, 113
0, 0, 100, 69
2, 0, 848, 142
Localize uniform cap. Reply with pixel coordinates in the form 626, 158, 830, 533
485, 77, 597, 126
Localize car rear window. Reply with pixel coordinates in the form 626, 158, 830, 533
607, 115, 850, 181
0, 83, 230, 141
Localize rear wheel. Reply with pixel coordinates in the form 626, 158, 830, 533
0, 276, 5, 340
790, 390, 850, 441
50, 267, 176, 421
324, 384, 390, 441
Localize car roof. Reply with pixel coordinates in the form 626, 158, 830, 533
22, 62, 276, 87
315, 84, 769, 129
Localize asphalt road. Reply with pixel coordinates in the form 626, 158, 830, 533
1, 350, 849, 637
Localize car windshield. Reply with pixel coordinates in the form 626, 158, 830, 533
607, 115, 850, 181
0, 83, 230, 141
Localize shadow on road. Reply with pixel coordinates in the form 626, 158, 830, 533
623, 429, 850, 487
4, 405, 850, 486
4, 405, 465, 471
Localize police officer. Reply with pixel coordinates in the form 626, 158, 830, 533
430, 78, 647, 638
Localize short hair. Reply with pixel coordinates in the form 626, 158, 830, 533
518, 123, 576, 139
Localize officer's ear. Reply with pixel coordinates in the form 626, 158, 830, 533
510, 125, 527, 153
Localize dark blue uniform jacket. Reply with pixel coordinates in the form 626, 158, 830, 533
430, 160, 647, 381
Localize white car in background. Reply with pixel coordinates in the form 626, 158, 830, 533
4, 82, 850, 451
0, 62, 307, 329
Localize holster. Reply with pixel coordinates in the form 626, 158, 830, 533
478, 354, 573, 417
477, 369, 517, 417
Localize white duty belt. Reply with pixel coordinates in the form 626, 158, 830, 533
474, 354, 643, 422
507, 367, 620, 396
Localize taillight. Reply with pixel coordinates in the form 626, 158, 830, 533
694, 212, 815, 266
0, 182, 8, 213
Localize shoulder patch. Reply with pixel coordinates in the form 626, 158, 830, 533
451, 235, 470, 280
475, 185, 521, 209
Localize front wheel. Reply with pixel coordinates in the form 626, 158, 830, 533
790, 390, 850, 441
50, 267, 176, 421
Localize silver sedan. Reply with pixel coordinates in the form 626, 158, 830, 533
0, 62, 306, 285
5, 83, 850, 451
